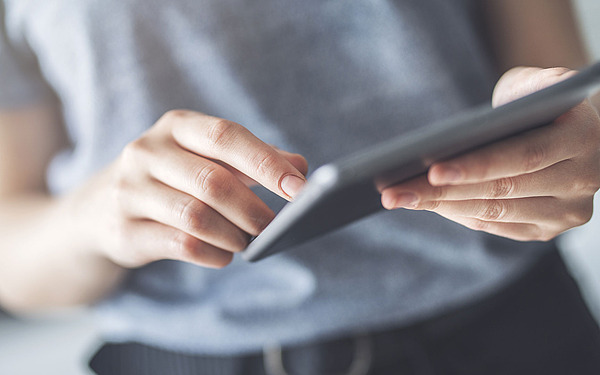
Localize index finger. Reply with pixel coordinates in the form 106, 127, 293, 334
167, 111, 307, 200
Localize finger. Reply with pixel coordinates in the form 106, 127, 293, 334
383, 159, 596, 204
122, 220, 234, 269
410, 197, 569, 226
166, 111, 307, 199
215, 147, 309, 187
427, 109, 587, 186
492, 67, 576, 107
429, 66, 595, 186
437, 213, 547, 242
121, 179, 251, 252
143, 143, 276, 236
275, 148, 309, 175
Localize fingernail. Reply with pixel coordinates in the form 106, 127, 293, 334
437, 166, 463, 184
394, 193, 418, 208
281, 175, 305, 198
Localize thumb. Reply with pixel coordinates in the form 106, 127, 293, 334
492, 66, 578, 108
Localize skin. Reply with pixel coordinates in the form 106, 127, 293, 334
77, 111, 309, 269
0, 109, 308, 311
382, 0, 600, 239
381, 67, 600, 241
0, 0, 597, 313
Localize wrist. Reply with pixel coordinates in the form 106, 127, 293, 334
57, 168, 125, 274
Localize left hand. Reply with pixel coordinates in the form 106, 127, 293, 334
381, 66, 600, 241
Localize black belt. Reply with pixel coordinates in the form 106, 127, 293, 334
89, 248, 600, 375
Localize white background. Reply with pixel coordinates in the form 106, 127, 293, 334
1, 1, 600, 374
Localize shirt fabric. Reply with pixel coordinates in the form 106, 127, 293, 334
0, 0, 552, 355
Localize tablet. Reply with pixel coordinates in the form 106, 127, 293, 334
243, 63, 600, 262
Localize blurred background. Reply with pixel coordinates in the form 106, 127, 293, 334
1, 1, 600, 374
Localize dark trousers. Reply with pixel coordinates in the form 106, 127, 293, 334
90, 248, 600, 374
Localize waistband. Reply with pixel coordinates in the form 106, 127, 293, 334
89, 248, 600, 375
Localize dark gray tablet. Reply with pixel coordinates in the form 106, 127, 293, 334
243, 63, 600, 262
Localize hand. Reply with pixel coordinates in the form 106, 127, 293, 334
70, 110, 307, 269
381, 67, 600, 241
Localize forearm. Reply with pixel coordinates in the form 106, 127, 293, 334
0, 193, 125, 313
483, 0, 589, 72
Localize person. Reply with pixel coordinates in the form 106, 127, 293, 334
1, 0, 600, 374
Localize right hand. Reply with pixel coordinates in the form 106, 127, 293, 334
70, 110, 308, 269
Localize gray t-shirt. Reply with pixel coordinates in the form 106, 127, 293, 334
1, 0, 551, 354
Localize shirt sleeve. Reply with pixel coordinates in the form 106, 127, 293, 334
0, 2, 52, 109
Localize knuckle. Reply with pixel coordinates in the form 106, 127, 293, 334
170, 231, 199, 260
489, 178, 516, 199
572, 173, 600, 196
503, 225, 546, 242
429, 200, 442, 211
563, 158, 600, 197
206, 119, 238, 149
193, 164, 231, 200
423, 200, 441, 211
564, 206, 594, 227
120, 144, 135, 163
569, 174, 586, 195
430, 186, 446, 201
120, 140, 153, 174
122, 138, 152, 161
479, 200, 507, 222
526, 225, 547, 242
252, 151, 280, 177
176, 199, 209, 233
538, 230, 558, 242
590, 174, 600, 195
470, 219, 492, 232
523, 142, 546, 172
161, 109, 190, 124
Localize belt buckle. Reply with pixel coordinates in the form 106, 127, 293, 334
263, 334, 373, 375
